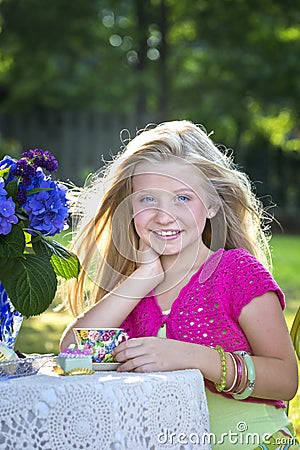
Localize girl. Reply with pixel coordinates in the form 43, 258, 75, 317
61, 120, 299, 449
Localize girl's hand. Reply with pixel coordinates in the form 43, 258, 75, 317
137, 239, 165, 285
112, 337, 194, 372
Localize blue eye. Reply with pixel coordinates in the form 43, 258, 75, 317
176, 195, 190, 202
141, 196, 156, 203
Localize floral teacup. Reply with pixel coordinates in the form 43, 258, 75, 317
73, 328, 129, 363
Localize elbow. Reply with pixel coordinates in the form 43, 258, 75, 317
283, 366, 299, 401
59, 335, 67, 351
284, 388, 298, 402
285, 382, 299, 402
59, 327, 76, 351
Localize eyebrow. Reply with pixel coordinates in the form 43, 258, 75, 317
173, 188, 195, 194
133, 187, 195, 194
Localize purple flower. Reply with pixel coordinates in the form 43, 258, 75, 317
88, 330, 100, 343
21, 148, 58, 173
16, 185, 27, 205
0, 151, 69, 236
23, 170, 69, 236
14, 159, 36, 186
0, 180, 18, 235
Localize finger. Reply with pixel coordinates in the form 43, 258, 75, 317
113, 338, 145, 360
113, 337, 142, 353
137, 239, 161, 263
133, 363, 159, 373
117, 355, 154, 372
114, 345, 146, 363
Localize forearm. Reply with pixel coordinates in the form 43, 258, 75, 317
247, 355, 298, 401
191, 293, 298, 401
113, 336, 297, 402
188, 343, 298, 401
60, 265, 162, 349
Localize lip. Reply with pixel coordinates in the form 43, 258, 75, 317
152, 230, 183, 240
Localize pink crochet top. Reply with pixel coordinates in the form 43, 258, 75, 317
121, 248, 286, 408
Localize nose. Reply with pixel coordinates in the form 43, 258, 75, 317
153, 207, 176, 225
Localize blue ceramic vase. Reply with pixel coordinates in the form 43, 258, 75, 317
0, 281, 23, 349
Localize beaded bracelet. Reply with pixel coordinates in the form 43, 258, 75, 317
232, 351, 256, 400
214, 345, 227, 392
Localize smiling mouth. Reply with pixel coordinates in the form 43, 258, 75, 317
153, 230, 182, 239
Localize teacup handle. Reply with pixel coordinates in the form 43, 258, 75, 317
117, 331, 129, 343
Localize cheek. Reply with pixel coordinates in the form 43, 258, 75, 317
187, 204, 208, 229
133, 211, 152, 237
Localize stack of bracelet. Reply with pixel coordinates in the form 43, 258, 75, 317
214, 345, 256, 400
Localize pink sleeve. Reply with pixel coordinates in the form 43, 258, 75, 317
120, 315, 135, 338
119, 296, 151, 338
225, 249, 285, 320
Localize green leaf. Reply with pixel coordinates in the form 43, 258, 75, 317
31, 237, 53, 258
32, 236, 80, 279
26, 187, 53, 196
0, 255, 57, 317
0, 224, 25, 257
0, 167, 10, 178
51, 252, 80, 280
5, 180, 18, 202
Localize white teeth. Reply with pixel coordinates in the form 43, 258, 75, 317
155, 230, 180, 236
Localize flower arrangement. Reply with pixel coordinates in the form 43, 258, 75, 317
0, 148, 80, 318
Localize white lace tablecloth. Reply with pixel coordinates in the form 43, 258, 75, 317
0, 368, 211, 450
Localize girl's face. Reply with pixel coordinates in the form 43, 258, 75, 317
132, 159, 212, 258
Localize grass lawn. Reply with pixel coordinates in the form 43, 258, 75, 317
269, 235, 300, 436
15, 233, 300, 436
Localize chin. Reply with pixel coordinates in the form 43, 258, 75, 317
159, 248, 180, 256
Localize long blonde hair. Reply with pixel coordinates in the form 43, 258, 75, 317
67, 120, 272, 316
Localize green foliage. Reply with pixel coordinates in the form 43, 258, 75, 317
0, 0, 135, 111
0, 254, 58, 316
1, 0, 299, 149
0, 135, 22, 161
33, 237, 80, 280
0, 223, 80, 319
0, 224, 25, 257
0, 229, 80, 317
270, 235, 300, 304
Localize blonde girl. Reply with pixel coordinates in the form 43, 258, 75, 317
61, 120, 299, 449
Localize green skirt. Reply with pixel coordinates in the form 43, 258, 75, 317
205, 388, 299, 450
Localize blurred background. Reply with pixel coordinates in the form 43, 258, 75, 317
0, 0, 299, 428
0, 0, 299, 233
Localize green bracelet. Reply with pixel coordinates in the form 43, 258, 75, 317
214, 345, 227, 392
232, 351, 256, 400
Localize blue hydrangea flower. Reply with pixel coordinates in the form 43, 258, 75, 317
0, 179, 18, 235
0, 178, 7, 196
0, 156, 17, 185
23, 169, 69, 236
0, 155, 17, 171
0, 152, 69, 236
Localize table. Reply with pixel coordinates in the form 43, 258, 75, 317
0, 366, 211, 450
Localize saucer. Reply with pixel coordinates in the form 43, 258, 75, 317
92, 362, 120, 371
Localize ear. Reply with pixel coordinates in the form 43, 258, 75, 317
207, 205, 219, 219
